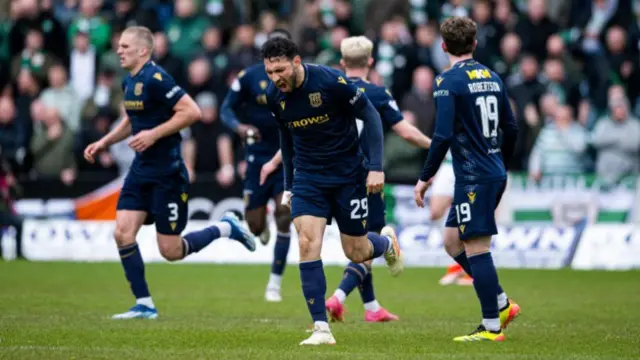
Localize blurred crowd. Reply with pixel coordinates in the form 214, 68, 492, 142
1, 0, 640, 198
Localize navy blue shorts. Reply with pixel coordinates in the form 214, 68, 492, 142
445, 180, 506, 240
117, 165, 190, 235
290, 172, 368, 237
367, 192, 386, 233
243, 161, 285, 211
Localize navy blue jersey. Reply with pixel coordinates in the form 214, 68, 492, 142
122, 60, 186, 176
267, 64, 371, 186
349, 77, 403, 166
420, 58, 518, 184
220, 64, 280, 162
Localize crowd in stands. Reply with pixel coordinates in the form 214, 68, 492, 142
1, 0, 639, 195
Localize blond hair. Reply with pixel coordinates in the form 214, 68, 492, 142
123, 26, 154, 54
340, 36, 373, 68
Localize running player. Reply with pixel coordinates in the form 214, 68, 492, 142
84, 26, 255, 320
220, 29, 293, 303
414, 17, 520, 341
325, 36, 432, 322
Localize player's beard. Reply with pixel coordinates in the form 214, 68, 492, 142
289, 71, 297, 92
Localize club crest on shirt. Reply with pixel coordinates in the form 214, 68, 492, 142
134, 82, 144, 96
259, 80, 268, 89
309, 92, 322, 107
467, 191, 476, 204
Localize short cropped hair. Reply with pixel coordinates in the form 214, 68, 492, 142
440, 17, 477, 56
261, 37, 299, 60
124, 26, 154, 53
340, 36, 373, 68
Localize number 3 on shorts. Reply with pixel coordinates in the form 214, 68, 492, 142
455, 202, 471, 223
350, 198, 368, 219
168, 202, 179, 221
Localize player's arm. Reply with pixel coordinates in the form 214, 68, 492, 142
333, 78, 384, 172
419, 86, 454, 182
220, 72, 260, 140
260, 150, 282, 186
414, 80, 454, 207
216, 133, 236, 187
84, 112, 131, 164
150, 94, 202, 140
129, 77, 201, 152
498, 91, 519, 166
379, 89, 431, 149
102, 113, 132, 146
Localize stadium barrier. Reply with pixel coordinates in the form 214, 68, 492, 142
3, 217, 637, 270
3, 174, 638, 269
12, 174, 640, 225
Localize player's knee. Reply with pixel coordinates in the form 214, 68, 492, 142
464, 236, 491, 256
343, 239, 370, 263
443, 228, 464, 256
246, 216, 266, 237
157, 238, 183, 262
297, 233, 320, 260
113, 226, 136, 248
430, 207, 447, 221
274, 205, 291, 233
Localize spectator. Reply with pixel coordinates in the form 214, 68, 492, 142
39, 64, 81, 132
401, 66, 436, 137
200, 27, 231, 93
229, 24, 260, 70
590, 94, 640, 184
80, 67, 123, 126
29, 103, 76, 184
74, 109, 118, 176
67, 0, 111, 56
8, 0, 67, 63
254, 11, 278, 49
153, 32, 186, 87
412, 24, 443, 71
492, 32, 521, 81
374, 20, 413, 100
10, 28, 57, 84
515, 0, 559, 61
472, 0, 505, 67
605, 25, 639, 104
112, 0, 159, 33
298, 1, 323, 60
190, 92, 234, 188
0, 159, 23, 259
166, 0, 211, 62
13, 70, 41, 156
69, 30, 97, 101
529, 105, 588, 180
185, 57, 215, 100
315, 26, 348, 66
546, 34, 584, 86
0, 97, 28, 168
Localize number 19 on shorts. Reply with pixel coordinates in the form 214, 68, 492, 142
455, 202, 471, 224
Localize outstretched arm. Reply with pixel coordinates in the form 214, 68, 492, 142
392, 120, 432, 149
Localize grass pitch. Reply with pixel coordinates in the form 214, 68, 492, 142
0, 262, 638, 359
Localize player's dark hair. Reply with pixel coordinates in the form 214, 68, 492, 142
268, 28, 292, 41
261, 37, 299, 61
440, 17, 477, 56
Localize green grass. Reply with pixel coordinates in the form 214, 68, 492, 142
0, 262, 638, 359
